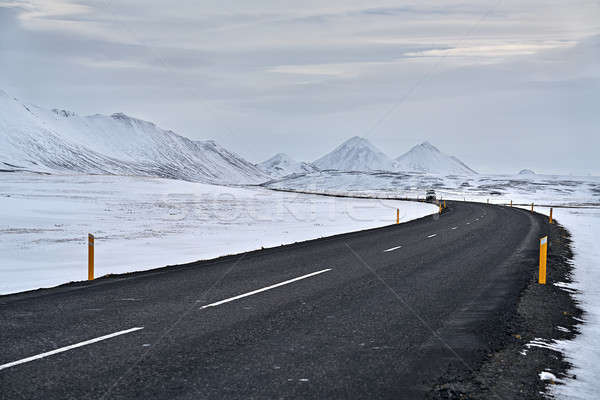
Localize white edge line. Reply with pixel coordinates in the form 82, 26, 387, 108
384, 245, 402, 252
427, 234, 437, 238
199, 268, 332, 309
0, 327, 144, 371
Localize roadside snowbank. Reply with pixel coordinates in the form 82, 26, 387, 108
550, 208, 600, 399
0, 173, 437, 294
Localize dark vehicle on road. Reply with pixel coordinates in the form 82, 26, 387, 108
426, 189, 436, 202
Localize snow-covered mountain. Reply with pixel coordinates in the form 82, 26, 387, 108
257, 153, 319, 178
394, 142, 477, 175
0, 90, 268, 184
311, 137, 475, 175
313, 136, 395, 172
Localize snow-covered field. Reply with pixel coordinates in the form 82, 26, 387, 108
548, 208, 600, 400
266, 170, 600, 206
0, 172, 437, 295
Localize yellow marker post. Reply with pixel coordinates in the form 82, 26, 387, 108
396, 208, 399, 224
539, 236, 548, 284
439, 203, 442, 214
88, 234, 94, 281
443, 200, 446, 209
549, 208, 553, 224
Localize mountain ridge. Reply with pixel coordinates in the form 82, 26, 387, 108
1, 90, 477, 180
311, 137, 476, 175
0, 90, 269, 184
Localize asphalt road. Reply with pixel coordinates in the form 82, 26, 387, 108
0, 201, 547, 399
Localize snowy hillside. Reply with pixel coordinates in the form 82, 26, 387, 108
257, 153, 319, 178
394, 142, 477, 175
0, 90, 268, 184
313, 136, 395, 171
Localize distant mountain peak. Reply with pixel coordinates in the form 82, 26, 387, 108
417, 141, 439, 152
260, 153, 296, 167
108, 112, 159, 130
258, 153, 318, 178
111, 112, 134, 120
519, 169, 535, 175
338, 136, 378, 151
395, 142, 476, 175
313, 136, 394, 172
269, 153, 293, 161
345, 136, 368, 144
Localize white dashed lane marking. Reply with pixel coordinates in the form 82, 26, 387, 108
0, 327, 144, 371
199, 268, 332, 310
384, 246, 402, 252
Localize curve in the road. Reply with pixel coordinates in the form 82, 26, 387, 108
0, 201, 549, 399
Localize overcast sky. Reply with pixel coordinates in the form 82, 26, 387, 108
1, 0, 598, 175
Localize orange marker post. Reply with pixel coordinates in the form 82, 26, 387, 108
531, 203, 534, 213
549, 208, 553, 224
88, 234, 94, 281
510, 200, 513, 207
539, 236, 548, 284
396, 208, 399, 224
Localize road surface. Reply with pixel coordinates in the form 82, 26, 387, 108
0, 201, 548, 399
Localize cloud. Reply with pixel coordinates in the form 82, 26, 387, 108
404, 41, 577, 59
268, 63, 372, 78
